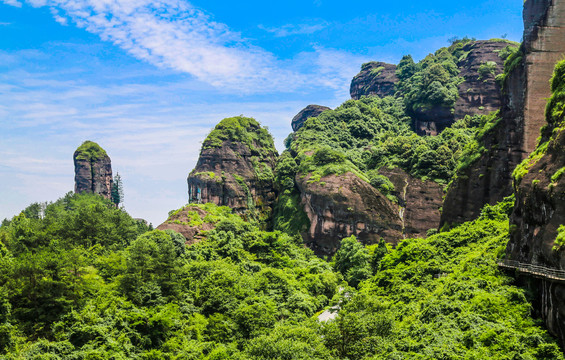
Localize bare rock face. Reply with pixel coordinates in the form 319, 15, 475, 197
378, 168, 443, 237
187, 117, 278, 223
296, 172, 403, 257
291, 105, 331, 132
73, 141, 112, 199
454, 41, 508, 119
441, 0, 565, 226
350, 62, 399, 100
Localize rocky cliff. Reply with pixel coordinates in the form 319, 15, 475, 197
187, 116, 278, 223
505, 57, 565, 346
296, 172, 402, 257
351, 42, 511, 136
350, 61, 399, 100
378, 167, 443, 238
441, 0, 565, 227
73, 141, 112, 199
291, 105, 331, 132
414, 40, 511, 136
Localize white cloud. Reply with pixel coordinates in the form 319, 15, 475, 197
1, 0, 20, 7
2, 0, 308, 92
1, 0, 363, 96
258, 22, 327, 37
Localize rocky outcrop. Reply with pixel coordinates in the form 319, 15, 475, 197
441, 0, 565, 226
73, 141, 112, 199
291, 105, 331, 132
414, 40, 510, 136
378, 168, 443, 237
454, 41, 509, 120
350, 62, 398, 100
296, 172, 402, 257
157, 204, 239, 244
187, 116, 278, 223
157, 206, 214, 244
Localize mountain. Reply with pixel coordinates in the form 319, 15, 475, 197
186, 116, 278, 224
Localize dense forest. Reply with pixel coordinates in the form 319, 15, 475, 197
0, 192, 563, 359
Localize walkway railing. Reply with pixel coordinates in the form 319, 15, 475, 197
498, 259, 565, 282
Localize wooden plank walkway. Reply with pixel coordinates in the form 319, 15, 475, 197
498, 259, 565, 282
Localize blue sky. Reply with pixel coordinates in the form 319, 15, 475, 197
0, 0, 523, 226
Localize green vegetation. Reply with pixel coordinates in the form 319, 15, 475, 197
551, 167, 565, 183
0, 194, 340, 358
553, 225, 565, 251
545, 59, 565, 131
166, 203, 240, 227
329, 197, 563, 359
396, 45, 463, 115
1, 192, 562, 359
287, 96, 491, 187
111, 172, 124, 207
202, 116, 276, 160
496, 45, 523, 89
513, 141, 549, 185
74, 140, 108, 161
478, 61, 497, 80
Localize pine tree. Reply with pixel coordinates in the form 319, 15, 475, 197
111, 172, 124, 207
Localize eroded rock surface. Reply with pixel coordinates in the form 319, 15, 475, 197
296, 172, 403, 257
350, 62, 398, 100
73, 141, 112, 199
441, 0, 565, 226
291, 105, 331, 132
378, 168, 443, 237
414, 40, 510, 135
187, 117, 278, 222
506, 123, 565, 346
157, 206, 215, 244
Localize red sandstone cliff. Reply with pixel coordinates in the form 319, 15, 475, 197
441, 0, 565, 227
186, 117, 278, 223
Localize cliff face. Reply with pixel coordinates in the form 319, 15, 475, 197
187, 117, 278, 223
73, 141, 112, 199
291, 105, 331, 132
378, 168, 443, 238
414, 40, 510, 136
350, 62, 398, 100
441, 0, 565, 226
506, 125, 565, 347
296, 172, 402, 257
454, 41, 508, 120
294, 166, 443, 257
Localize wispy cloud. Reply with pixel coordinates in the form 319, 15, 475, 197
1, 0, 20, 7
258, 22, 328, 37
1, 0, 361, 95
2, 0, 306, 92
0, 22, 11, 26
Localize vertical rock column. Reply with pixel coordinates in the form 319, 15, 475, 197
522, 0, 565, 153
73, 141, 113, 199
